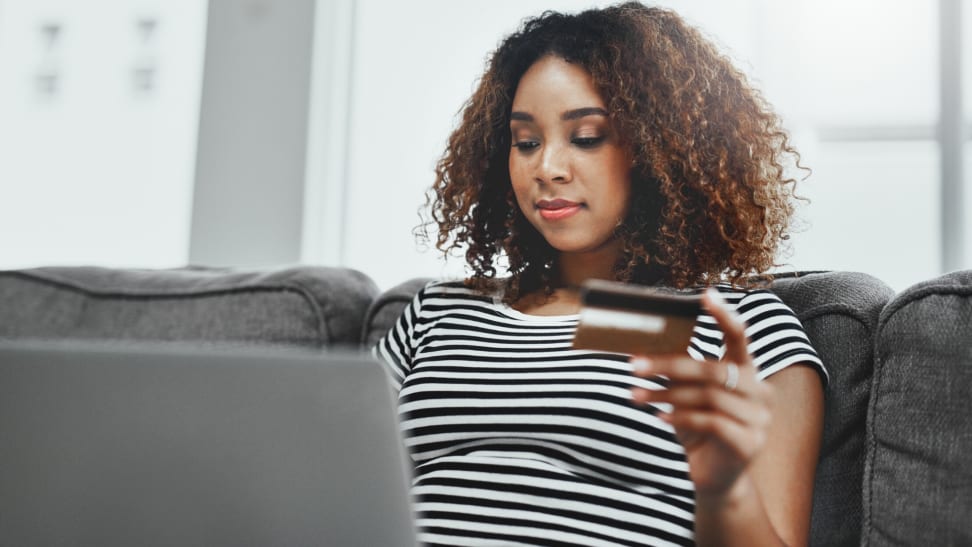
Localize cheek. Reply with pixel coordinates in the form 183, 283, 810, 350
508, 158, 531, 203
511, 187, 533, 218
508, 155, 527, 185
613, 161, 633, 200
589, 152, 633, 212
613, 152, 634, 205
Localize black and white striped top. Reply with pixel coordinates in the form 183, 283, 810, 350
374, 280, 825, 547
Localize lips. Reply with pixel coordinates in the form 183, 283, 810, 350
536, 198, 583, 220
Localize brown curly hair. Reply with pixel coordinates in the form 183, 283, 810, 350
423, 2, 804, 303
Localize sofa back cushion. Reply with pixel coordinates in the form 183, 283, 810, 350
770, 272, 893, 546
363, 272, 894, 547
361, 278, 431, 349
865, 270, 972, 546
0, 266, 378, 348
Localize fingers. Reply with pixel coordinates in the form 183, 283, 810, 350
629, 348, 774, 463
626, 288, 773, 465
630, 355, 773, 439
703, 288, 750, 366
662, 410, 767, 461
631, 355, 757, 395
630, 369, 775, 463
632, 384, 771, 430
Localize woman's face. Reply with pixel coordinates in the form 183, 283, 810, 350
509, 55, 632, 257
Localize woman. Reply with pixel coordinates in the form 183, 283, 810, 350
376, 3, 825, 546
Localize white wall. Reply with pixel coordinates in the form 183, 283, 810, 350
0, 0, 207, 268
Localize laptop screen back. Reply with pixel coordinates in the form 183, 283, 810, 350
0, 341, 417, 546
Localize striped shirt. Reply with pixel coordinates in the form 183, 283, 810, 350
374, 280, 825, 547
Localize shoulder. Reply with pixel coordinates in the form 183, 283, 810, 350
704, 284, 793, 318
419, 279, 493, 299
411, 279, 498, 311
704, 284, 827, 382
702, 283, 804, 336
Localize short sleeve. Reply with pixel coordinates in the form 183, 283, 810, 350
371, 283, 427, 392
736, 289, 828, 386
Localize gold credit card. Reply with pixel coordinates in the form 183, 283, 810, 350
572, 279, 702, 355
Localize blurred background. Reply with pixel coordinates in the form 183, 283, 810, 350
0, 0, 967, 291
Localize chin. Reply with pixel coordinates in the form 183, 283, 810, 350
537, 230, 621, 256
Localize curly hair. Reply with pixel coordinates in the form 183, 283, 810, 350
423, 2, 804, 303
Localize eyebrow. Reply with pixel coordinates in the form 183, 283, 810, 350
510, 107, 609, 122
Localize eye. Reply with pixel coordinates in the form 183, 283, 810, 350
512, 141, 540, 151
572, 136, 605, 148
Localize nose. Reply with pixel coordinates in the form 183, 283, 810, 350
536, 143, 571, 184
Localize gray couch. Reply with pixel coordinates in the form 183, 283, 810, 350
1, 265, 970, 546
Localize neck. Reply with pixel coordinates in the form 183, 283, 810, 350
555, 240, 623, 289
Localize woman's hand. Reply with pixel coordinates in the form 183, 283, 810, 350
630, 288, 775, 498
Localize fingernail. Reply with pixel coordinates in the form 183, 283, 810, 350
706, 287, 724, 303
631, 357, 651, 373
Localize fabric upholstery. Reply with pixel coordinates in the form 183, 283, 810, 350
0, 266, 378, 348
361, 277, 431, 348
864, 270, 972, 546
362, 272, 895, 547
770, 272, 894, 547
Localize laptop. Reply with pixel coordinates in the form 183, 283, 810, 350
0, 340, 417, 546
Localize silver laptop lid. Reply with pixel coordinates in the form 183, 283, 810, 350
0, 340, 417, 547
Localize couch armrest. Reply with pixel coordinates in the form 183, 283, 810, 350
865, 269, 972, 545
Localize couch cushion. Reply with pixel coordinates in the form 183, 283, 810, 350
770, 271, 893, 547
361, 277, 432, 349
0, 266, 378, 349
363, 272, 894, 547
865, 270, 972, 546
